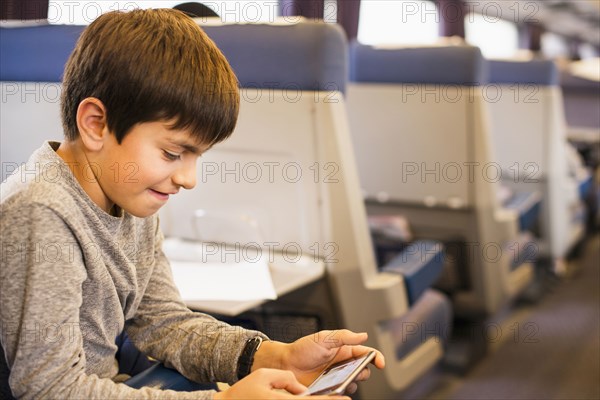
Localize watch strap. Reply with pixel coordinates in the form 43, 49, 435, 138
237, 336, 264, 380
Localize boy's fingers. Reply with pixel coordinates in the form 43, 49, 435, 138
266, 370, 308, 394
374, 351, 386, 369
345, 382, 358, 394
339, 344, 386, 369
355, 366, 371, 382
317, 329, 368, 349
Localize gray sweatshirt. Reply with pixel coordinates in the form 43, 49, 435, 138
0, 142, 265, 399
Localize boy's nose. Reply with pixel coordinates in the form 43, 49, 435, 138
172, 159, 197, 190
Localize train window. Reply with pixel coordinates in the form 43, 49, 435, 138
465, 12, 518, 58
541, 32, 569, 59
48, 1, 279, 25
579, 43, 599, 60
357, 0, 439, 45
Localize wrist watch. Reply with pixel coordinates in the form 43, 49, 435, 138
237, 336, 265, 380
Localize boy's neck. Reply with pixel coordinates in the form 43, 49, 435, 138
56, 140, 117, 215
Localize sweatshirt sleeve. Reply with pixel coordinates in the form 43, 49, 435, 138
0, 201, 216, 400
125, 221, 268, 385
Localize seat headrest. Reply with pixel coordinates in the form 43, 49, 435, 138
560, 71, 600, 92
0, 25, 84, 82
349, 42, 486, 86
1, 21, 348, 93
488, 59, 558, 85
202, 22, 348, 93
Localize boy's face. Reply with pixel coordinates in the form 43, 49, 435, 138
93, 120, 209, 218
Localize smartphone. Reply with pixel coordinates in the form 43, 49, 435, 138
303, 351, 376, 396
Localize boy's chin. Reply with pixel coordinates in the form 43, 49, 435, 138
120, 203, 162, 218
131, 209, 161, 218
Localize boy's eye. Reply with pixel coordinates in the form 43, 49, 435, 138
163, 150, 181, 161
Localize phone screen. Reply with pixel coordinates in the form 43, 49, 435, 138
305, 351, 375, 395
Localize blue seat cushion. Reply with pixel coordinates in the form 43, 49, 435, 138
506, 232, 538, 271
203, 22, 347, 93
0, 25, 84, 82
381, 240, 444, 305
1, 22, 348, 93
503, 191, 542, 232
489, 59, 558, 85
579, 174, 593, 200
350, 42, 486, 85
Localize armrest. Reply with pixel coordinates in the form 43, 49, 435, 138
503, 191, 542, 232
381, 241, 444, 305
506, 231, 538, 271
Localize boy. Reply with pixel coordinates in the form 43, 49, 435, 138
0, 8, 383, 400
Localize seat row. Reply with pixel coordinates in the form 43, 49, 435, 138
0, 19, 595, 398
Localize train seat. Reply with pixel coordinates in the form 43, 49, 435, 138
0, 24, 84, 182
0, 21, 452, 398
380, 240, 445, 306
487, 59, 590, 261
560, 61, 600, 149
346, 43, 537, 318
560, 64, 600, 228
367, 216, 446, 306
166, 20, 452, 397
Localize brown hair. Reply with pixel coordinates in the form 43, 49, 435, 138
61, 8, 239, 146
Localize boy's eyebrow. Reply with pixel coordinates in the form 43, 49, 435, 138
168, 139, 204, 155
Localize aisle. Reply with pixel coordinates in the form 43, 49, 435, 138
412, 234, 600, 400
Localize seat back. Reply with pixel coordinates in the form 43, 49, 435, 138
347, 44, 487, 210
160, 21, 347, 252
560, 66, 600, 134
0, 24, 83, 181
162, 22, 448, 396
488, 59, 585, 258
346, 43, 533, 315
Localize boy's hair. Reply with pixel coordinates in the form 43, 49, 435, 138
61, 8, 239, 146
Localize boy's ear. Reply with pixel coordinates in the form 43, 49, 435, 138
76, 97, 110, 152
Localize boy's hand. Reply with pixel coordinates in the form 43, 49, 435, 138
213, 369, 349, 400
282, 330, 385, 389
252, 329, 385, 393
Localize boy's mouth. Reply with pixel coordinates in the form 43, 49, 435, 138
148, 188, 172, 201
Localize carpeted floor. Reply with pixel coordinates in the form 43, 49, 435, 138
408, 234, 600, 400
